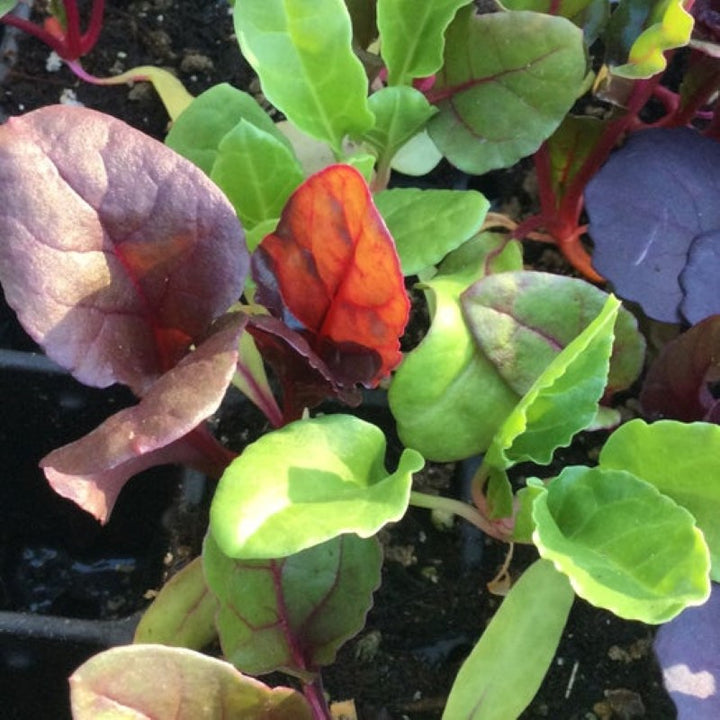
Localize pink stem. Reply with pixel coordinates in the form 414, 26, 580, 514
81, 0, 104, 54
62, 0, 82, 59
0, 13, 68, 57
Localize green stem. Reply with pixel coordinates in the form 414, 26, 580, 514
410, 490, 502, 538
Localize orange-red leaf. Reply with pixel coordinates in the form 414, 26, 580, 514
253, 164, 409, 387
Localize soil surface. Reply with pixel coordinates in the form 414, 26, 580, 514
0, 2, 677, 718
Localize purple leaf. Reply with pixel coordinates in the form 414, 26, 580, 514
655, 583, 720, 719
641, 315, 720, 422
681, 231, 720, 324
41, 315, 246, 523
0, 106, 248, 395
247, 315, 364, 422
586, 128, 720, 324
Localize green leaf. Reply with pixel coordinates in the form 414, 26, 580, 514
533, 466, 711, 623
604, 0, 694, 79
388, 233, 523, 462
166, 84, 291, 174
203, 532, 382, 676
234, 0, 374, 154
390, 128, 443, 175
209, 414, 423, 559
480, 294, 620, 518
442, 559, 573, 720
599, 419, 720, 581
0, 1, 18, 18
428, 8, 586, 174
70, 645, 312, 719
210, 120, 305, 228
483, 294, 619, 472
377, 0, 472, 85
499, 0, 609, 44
374, 187, 489, 275
462, 272, 645, 399
133, 558, 218, 650
363, 86, 437, 173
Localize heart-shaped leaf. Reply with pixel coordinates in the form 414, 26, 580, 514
210, 413, 423, 559
0, 106, 248, 395
252, 164, 410, 388
532, 466, 710, 623
427, 7, 586, 174
42, 316, 246, 523
599, 419, 720, 580
586, 128, 720, 324
203, 532, 382, 677
70, 645, 312, 719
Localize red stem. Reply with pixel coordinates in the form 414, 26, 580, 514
81, 0, 105, 54
0, 12, 68, 57
303, 677, 333, 720
62, 0, 82, 59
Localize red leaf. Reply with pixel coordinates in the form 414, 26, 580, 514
41, 315, 246, 523
0, 106, 248, 396
641, 315, 720, 423
252, 165, 409, 387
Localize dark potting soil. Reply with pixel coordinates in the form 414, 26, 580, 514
1, 2, 677, 718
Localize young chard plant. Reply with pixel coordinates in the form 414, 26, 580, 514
1, 0, 720, 718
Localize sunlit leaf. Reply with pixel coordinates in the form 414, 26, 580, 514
532, 466, 711, 623
210, 414, 423, 559
600, 419, 720, 580
234, 0, 374, 153
442, 559, 573, 719
70, 645, 312, 719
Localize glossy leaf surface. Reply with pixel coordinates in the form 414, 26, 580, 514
253, 164, 409, 388
655, 582, 720, 720
640, 316, 720, 423
234, 0, 374, 153
533, 466, 710, 623
377, 0, 471, 85
389, 233, 523, 461
70, 645, 311, 719
599, 419, 720, 580
428, 8, 586, 174
0, 106, 247, 395
210, 414, 423, 559
204, 532, 382, 676
374, 187, 489, 275
442, 559, 573, 719
586, 129, 720, 324
42, 316, 246, 523
134, 558, 218, 651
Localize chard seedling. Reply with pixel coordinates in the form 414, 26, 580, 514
2, 0, 720, 717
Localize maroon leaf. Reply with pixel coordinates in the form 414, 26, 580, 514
252, 164, 409, 390
641, 315, 720, 423
247, 314, 365, 422
0, 106, 248, 395
41, 315, 246, 523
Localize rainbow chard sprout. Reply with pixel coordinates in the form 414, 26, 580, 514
0, 0, 192, 119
